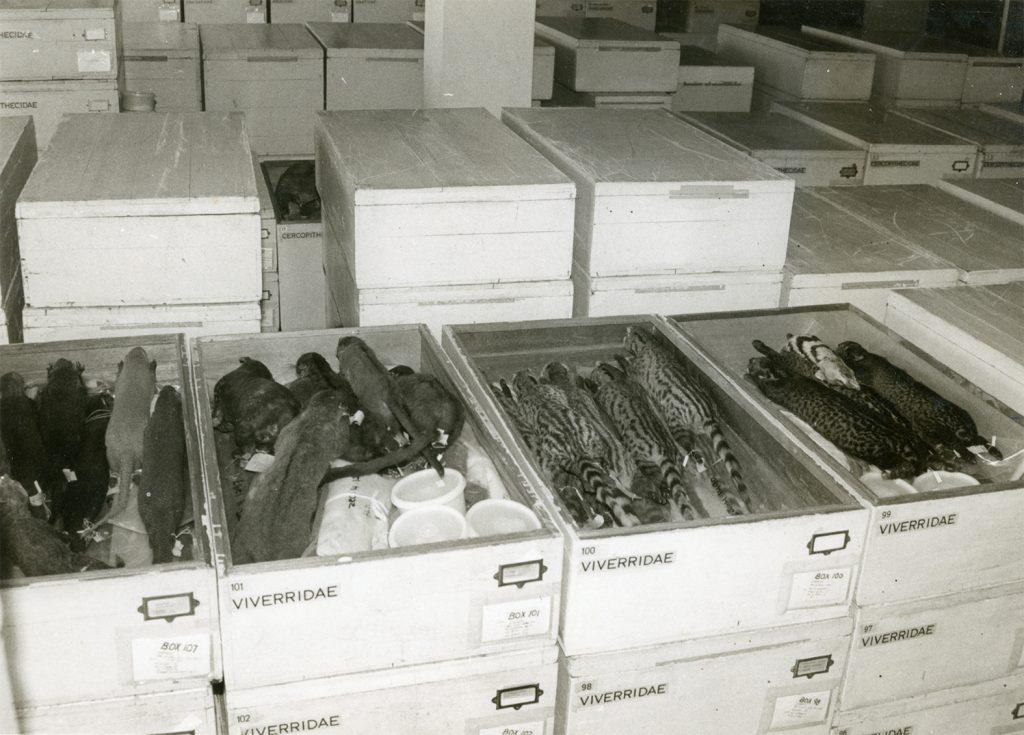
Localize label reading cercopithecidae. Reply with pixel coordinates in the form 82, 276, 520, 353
860, 624, 936, 647
577, 682, 667, 707
879, 514, 957, 535
236, 715, 341, 735
230, 585, 337, 610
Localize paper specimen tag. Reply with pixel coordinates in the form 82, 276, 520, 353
481, 596, 552, 643
62, 468, 78, 482
245, 452, 275, 473
246, 5, 264, 22
788, 567, 851, 610
479, 722, 545, 735
769, 691, 830, 730
132, 634, 211, 681
77, 49, 111, 73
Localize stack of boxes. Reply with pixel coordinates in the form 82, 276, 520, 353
183, 0, 266, 23
0, 0, 120, 150
269, 0, 352, 22
659, 0, 759, 50
0, 117, 37, 344
119, 0, 183, 22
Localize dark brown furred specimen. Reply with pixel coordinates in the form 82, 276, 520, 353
274, 161, 320, 221
38, 359, 88, 515
139, 386, 189, 564
214, 357, 300, 455
64, 392, 113, 544
212, 357, 273, 431
1, 372, 47, 498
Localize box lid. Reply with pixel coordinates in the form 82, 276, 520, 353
0, 0, 114, 19
17, 112, 259, 219
683, 111, 862, 156
123, 22, 199, 58
200, 23, 324, 60
308, 22, 423, 57
898, 108, 1024, 148
938, 177, 1024, 222
721, 24, 875, 60
577, 264, 783, 292
801, 26, 969, 61
536, 16, 678, 49
502, 107, 790, 189
316, 108, 574, 205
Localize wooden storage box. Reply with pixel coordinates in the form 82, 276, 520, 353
679, 0, 759, 35
191, 325, 565, 691
502, 107, 794, 278
658, 30, 717, 53
557, 618, 851, 735
352, 0, 421, 22
0, 0, 119, 82
224, 647, 558, 735
810, 184, 1024, 286
20, 302, 262, 342
16, 112, 261, 309
782, 189, 960, 320
1, 334, 221, 709
324, 217, 574, 338
122, 22, 202, 112
201, 24, 325, 156
801, 27, 969, 107
584, 0, 656, 32
260, 271, 280, 332
885, 284, 1024, 416
842, 582, 1024, 710
668, 304, 1024, 607
671, 45, 753, 113
982, 100, 1024, 123
0, 80, 117, 151
270, 0, 352, 22
551, 83, 672, 109
254, 154, 278, 272
443, 316, 869, 657
831, 677, 1024, 735
535, 17, 680, 93
681, 111, 867, 186
17, 686, 217, 735
572, 265, 783, 317
0, 117, 36, 345
962, 52, 1024, 105
534, 37, 556, 101
773, 101, 979, 185
936, 176, 1024, 226
716, 25, 875, 102
310, 22, 424, 110
183, 0, 266, 23
896, 107, 1024, 179
315, 107, 575, 289
119, 0, 183, 22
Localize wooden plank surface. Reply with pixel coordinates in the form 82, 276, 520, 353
898, 107, 1024, 146
682, 111, 861, 154
200, 23, 323, 59
776, 102, 978, 147
726, 24, 875, 57
801, 27, 970, 59
938, 177, 1024, 222
17, 112, 258, 217
308, 21, 423, 53
123, 21, 200, 56
502, 107, 788, 185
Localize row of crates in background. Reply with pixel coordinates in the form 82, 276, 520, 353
119, 0, 423, 24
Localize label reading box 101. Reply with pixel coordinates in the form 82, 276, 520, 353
481, 597, 552, 643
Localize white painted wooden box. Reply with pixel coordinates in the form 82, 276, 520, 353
773, 101, 979, 185
962, 52, 1024, 105
671, 45, 753, 113
681, 111, 867, 186
658, 30, 717, 53
123, 22, 202, 112
201, 24, 325, 155
558, 618, 851, 735
801, 27, 969, 107
810, 184, 1024, 286
0, 0, 120, 82
443, 316, 869, 658
669, 305, 1024, 608
572, 264, 783, 317
584, 0, 656, 32
896, 107, 1024, 179
16, 112, 261, 309
781, 189, 960, 321
119, 0, 183, 22
270, 0, 352, 22
534, 37, 555, 101
315, 107, 575, 289
716, 25, 875, 102
17, 686, 217, 735
680, 0, 759, 35
1, 334, 221, 709
224, 647, 558, 735
309, 22, 423, 110
937, 175, 1024, 226
537, 0, 585, 17
352, 0, 421, 22
0, 79, 118, 151
260, 271, 280, 332
842, 582, 1024, 710
534, 17, 680, 92
191, 325, 565, 691
0, 116, 36, 346
550, 83, 672, 108
323, 216, 574, 339
21, 302, 262, 342
502, 107, 794, 278
885, 284, 1024, 417
254, 153, 278, 272
183, 0, 266, 23
830, 677, 1024, 735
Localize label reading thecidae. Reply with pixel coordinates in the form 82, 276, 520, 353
789, 567, 852, 609
481, 597, 552, 643
131, 633, 211, 681
769, 691, 831, 729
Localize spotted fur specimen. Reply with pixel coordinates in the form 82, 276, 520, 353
787, 334, 859, 389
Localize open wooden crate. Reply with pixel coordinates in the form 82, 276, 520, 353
666, 305, 1024, 607
191, 326, 564, 691
442, 316, 868, 658
0, 334, 220, 710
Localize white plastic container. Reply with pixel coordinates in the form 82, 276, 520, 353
467, 499, 542, 537
912, 471, 980, 493
389, 505, 469, 548
392, 468, 467, 514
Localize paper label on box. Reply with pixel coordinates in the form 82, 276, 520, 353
788, 567, 851, 610
77, 49, 111, 73
479, 722, 545, 735
769, 691, 830, 730
480, 596, 551, 643
159, 5, 181, 21
246, 5, 264, 22
331, 9, 351, 21
131, 634, 211, 681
